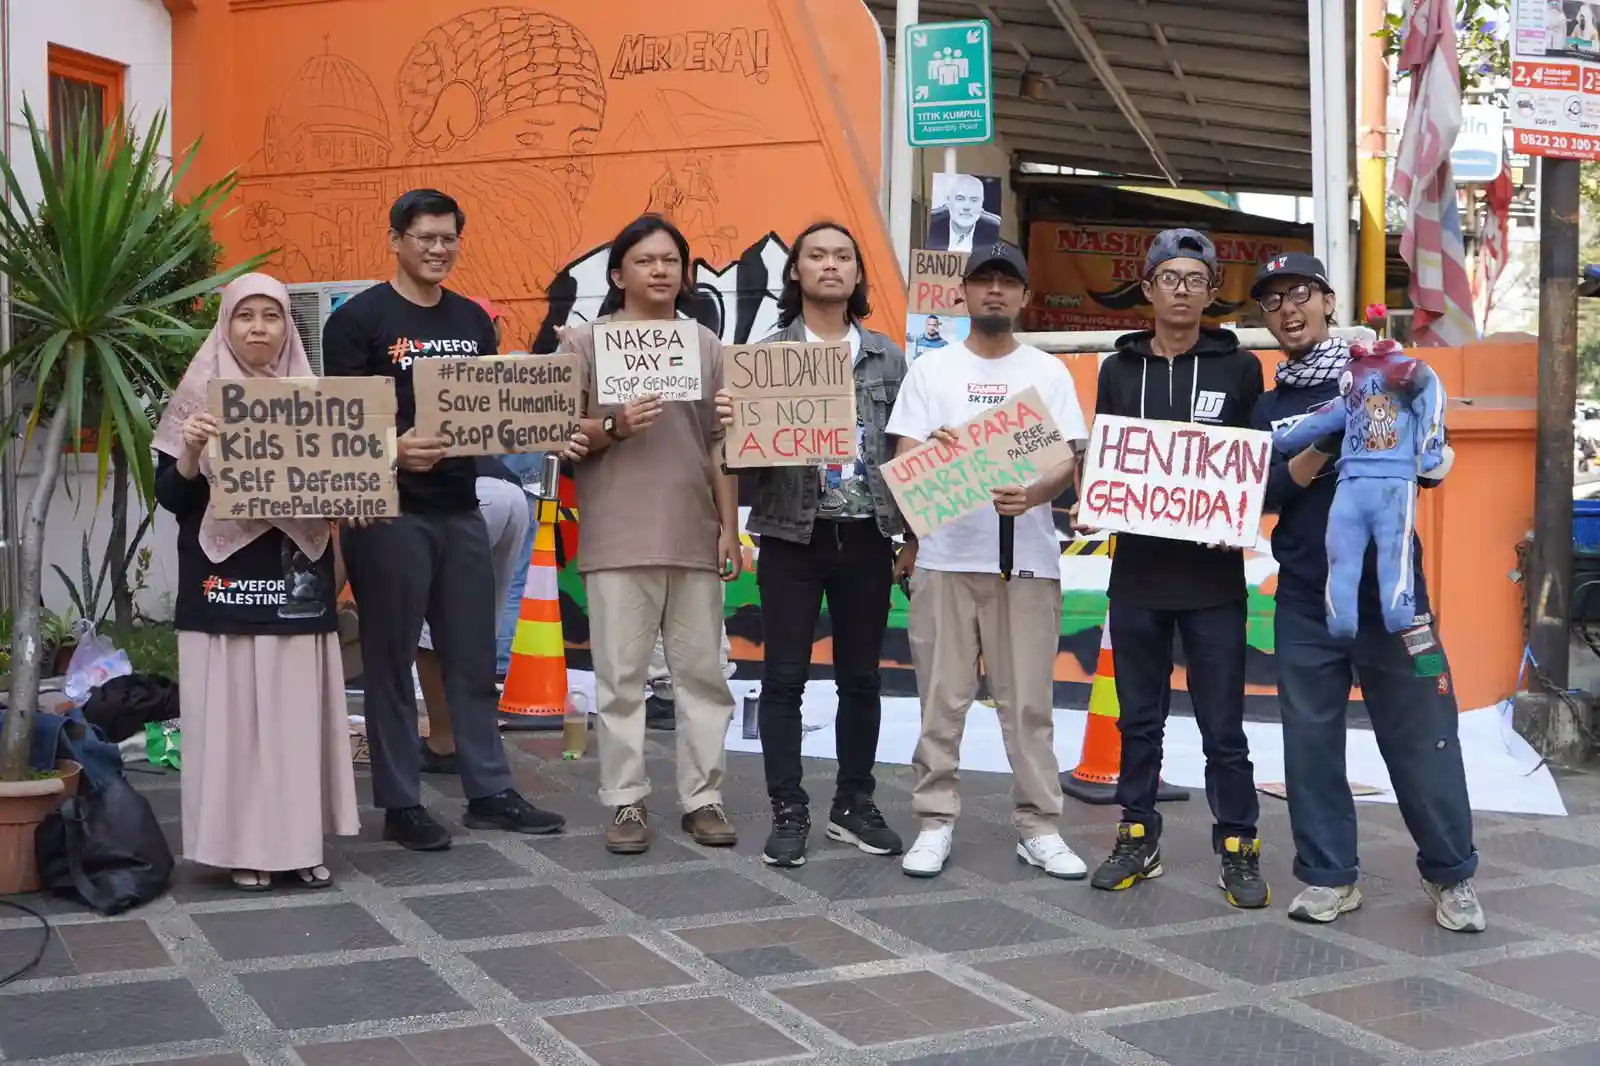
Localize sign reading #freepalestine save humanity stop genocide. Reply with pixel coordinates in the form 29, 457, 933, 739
205, 376, 399, 521
885, 387, 1075, 539
724, 341, 855, 468
1077, 415, 1273, 548
412, 354, 584, 456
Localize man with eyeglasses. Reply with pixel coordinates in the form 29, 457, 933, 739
1089, 229, 1268, 909
1249, 252, 1483, 932
325, 188, 581, 851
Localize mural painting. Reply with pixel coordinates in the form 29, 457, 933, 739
191, 0, 1287, 709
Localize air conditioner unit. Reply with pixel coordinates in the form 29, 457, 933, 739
285, 281, 379, 373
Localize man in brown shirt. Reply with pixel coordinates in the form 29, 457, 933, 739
559, 214, 742, 854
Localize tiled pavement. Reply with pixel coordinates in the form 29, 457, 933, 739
5, 735, 1600, 1065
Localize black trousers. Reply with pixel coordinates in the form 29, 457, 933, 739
757, 520, 894, 807
343, 511, 513, 810
1110, 598, 1258, 851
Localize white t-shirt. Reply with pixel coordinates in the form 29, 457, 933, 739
886, 342, 1087, 579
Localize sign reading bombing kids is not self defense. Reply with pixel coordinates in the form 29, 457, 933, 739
594, 319, 702, 405
724, 341, 855, 468
1077, 414, 1272, 548
885, 387, 1075, 539
411, 354, 583, 456
205, 377, 398, 521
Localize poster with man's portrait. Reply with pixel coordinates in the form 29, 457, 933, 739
928, 173, 1002, 253
907, 313, 971, 362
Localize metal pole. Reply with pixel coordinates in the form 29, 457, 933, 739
1308, 0, 1352, 321
943, 146, 957, 174
1524, 156, 1582, 759
1355, 0, 1389, 314
889, 0, 919, 280
0, 0, 18, 616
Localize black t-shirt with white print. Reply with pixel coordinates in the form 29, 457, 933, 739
321, 283, 497, 513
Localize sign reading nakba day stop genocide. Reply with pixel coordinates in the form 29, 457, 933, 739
594, 319, 703, 405
1078, 415, 1272, 548
908, 249, 968, 316
205, 376, 399, 521
411, 353, 583, 456
885, 386, 1075, 538
724, 341, 855, 468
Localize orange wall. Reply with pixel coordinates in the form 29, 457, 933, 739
170, 0, 901, 347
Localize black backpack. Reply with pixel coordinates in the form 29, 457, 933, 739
82, 674, 179, 744
34, 775, 174, 915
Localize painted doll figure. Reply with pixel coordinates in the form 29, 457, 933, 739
1273, 339, 1446, 637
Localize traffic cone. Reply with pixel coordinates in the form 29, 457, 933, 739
1060, 541, 1191, 804
499, 496, 566, 731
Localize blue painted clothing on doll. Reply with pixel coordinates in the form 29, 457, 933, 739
1272, 342, 1447, 637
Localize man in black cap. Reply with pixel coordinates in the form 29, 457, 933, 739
887, 242, 1089, 880
1250, 253, 1484, 932
1089, 228, 1269, 908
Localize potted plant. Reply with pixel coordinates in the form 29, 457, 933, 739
0, 104, 256, 893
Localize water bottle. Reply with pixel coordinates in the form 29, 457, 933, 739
742, 688, 760, 740
562, 693, 589, 759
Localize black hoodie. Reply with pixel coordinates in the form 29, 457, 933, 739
1094, 326, 1265, 610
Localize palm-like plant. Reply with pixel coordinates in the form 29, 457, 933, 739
0, 102, 261, 780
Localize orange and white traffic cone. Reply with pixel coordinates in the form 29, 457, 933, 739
1060, 541, 1190, 804
499, 494, 566, 731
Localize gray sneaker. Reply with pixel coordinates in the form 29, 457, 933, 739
1288, 884, 1363, 923
1423, 878, 1486, 932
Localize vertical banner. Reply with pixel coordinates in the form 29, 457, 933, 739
909, 172, 1004, 355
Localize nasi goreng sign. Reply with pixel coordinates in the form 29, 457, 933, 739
1078, 415, 1272, 547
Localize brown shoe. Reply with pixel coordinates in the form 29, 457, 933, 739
605, 804, 652, 854
683, 804, 737, 847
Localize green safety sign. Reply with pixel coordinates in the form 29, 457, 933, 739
905, 19, 993, 147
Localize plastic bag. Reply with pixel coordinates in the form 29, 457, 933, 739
63, 622, 133, 704
144, 721, 181, 771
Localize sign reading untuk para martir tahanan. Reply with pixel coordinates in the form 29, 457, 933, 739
205, 376, 399, 521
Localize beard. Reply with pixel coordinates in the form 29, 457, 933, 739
969, 312, 1013, 335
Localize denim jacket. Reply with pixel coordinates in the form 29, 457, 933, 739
744, 318, 907, 544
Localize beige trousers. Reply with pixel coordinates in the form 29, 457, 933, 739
908, 568, 1065, 835
587, 567, 736, 810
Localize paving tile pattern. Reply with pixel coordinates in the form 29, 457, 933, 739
5, 746, 1600, 1064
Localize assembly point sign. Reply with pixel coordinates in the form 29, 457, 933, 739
885, 386, 1074, 539
1078, 415, 1272, 547
724, 341, 855, 468
412, 353, 583, 456
205, 377, 399, 521
594, 319, 702, 405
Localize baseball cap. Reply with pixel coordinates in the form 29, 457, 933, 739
1145, 228, 1218, 278
471, 296, 503, 320
962, 241, 1029, 286
1250, 252, 1332, 298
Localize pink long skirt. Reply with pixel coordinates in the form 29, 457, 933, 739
177, 631, 360, 870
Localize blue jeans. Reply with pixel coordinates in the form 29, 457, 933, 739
496, 455, 543, 676
1275, 603, 1478, 888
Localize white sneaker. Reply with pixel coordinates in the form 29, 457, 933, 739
1287, 884, 1363, 923
1424, 878, 1487, 933
1017, 833, 1088, 880
901, 825, 954, 878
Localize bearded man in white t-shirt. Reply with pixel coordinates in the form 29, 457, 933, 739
886, 241, 1089, 880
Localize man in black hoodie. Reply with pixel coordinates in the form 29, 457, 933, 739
1250, 253, 1483, 933
1089, 229, 1268, 909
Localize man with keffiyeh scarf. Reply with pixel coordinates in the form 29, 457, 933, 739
1249, 253, 1484, 934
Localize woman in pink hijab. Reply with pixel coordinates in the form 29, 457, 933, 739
153, 274, 360, 891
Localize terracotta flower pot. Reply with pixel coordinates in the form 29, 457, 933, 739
0, 760, 82, 895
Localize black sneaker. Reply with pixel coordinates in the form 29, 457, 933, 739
646, 694, 676, 732
464, 789, 566, 835
383, 806, 452, 851
1091, 822, 1162, 891
419, 737, 458, 776
826, 796, 903, 856
1218, 836, 1270, 909
762, 803, 810, 867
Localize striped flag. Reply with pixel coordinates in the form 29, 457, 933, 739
1391, 0, 1477, 345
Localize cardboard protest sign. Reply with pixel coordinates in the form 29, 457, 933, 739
884, 386, 1074, 539
1078, 415, 1272, 547
723, 341, 855, 468
908, 249, 968, 317
205, 376, 398, 521
412, 353, 582, 456
594, 319, 702, 404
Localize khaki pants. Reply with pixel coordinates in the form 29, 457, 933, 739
908, 568, 1064, 835
587, 567, 736, 810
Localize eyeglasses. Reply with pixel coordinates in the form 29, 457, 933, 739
1257, 283, 1319, 313
1151, 270, 1213, 294
405, 232, 461, 250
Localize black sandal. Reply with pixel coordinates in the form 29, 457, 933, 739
292, 865, 333, 889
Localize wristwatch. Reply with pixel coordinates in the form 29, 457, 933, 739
603, 414, 623, 441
